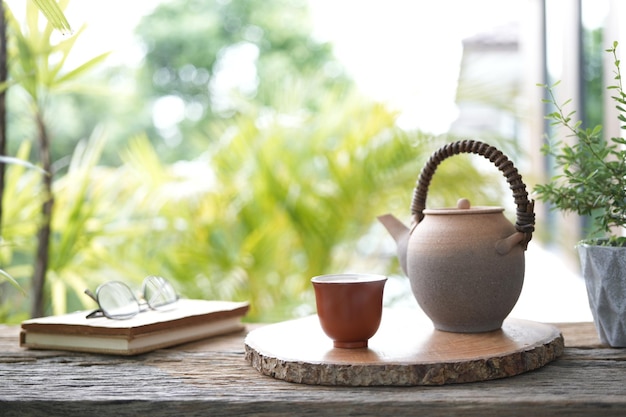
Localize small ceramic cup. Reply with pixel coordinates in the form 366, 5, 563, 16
311, 273, 387, 348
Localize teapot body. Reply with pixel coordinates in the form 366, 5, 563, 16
378, 140, 535, 333
407, 207, 525, 333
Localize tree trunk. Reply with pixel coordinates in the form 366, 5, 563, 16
0, 0, 7, 232
31, 112, 53, 318
0, 2, 8, 309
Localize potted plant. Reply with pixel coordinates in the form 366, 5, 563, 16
535, 41, 626, 347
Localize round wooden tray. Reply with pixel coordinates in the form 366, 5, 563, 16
244, 309, 564, 386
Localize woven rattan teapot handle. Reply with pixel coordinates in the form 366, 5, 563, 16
410, 140, 535, 248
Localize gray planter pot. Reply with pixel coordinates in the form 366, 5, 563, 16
578, 243, 626, 347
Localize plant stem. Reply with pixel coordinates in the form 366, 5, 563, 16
31, 111, 52, 318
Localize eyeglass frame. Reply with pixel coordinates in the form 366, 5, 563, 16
84, 275, 179, 320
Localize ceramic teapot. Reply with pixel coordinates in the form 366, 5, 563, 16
378, 140, 535, 333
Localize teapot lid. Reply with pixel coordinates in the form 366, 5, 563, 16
422, 198, 504, 215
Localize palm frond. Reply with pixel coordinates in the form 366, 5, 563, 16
30, 0, 72, 34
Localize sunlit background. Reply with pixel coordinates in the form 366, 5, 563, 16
2, 0, 625, 323
64, 1, 527, 134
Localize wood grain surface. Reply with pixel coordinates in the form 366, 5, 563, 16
2, 319, 626, 416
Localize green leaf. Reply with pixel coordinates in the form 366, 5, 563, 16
0, 269, 25, 294
591, 125, 603, 136
55, 52, 112, 85
0, 156, 48, 175
30, 0, 72, 34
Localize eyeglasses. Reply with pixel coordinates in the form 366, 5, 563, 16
84, 275, 179, 319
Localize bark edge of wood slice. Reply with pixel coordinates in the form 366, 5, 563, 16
244, 309, 564, 386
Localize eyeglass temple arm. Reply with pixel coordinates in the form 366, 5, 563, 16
84, 289, 105, 319
84, 289, 98, 302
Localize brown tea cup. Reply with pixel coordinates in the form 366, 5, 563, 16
311, 273, 387, 348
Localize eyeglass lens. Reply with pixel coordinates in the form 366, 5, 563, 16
97, 281, 140, 319
143, 275, 178, 309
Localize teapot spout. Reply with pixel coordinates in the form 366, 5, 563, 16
377, 214, 410, 275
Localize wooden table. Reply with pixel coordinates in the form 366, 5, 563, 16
1, 321, 625, 416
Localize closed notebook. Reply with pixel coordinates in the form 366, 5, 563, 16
20, 299, 249, 356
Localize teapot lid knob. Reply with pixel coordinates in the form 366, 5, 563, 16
457, 198, 471, 209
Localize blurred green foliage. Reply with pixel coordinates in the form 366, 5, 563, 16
45, 0, 353, 165
0, 0, 512, 323
0, 83, 505, 323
